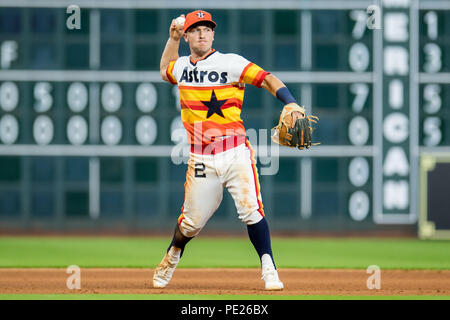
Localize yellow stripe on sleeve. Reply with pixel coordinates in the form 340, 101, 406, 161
166, 60, 177, 84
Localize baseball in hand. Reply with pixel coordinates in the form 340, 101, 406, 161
174, 17, 185, 27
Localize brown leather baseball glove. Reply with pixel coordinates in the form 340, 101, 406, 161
271, 103, 319, 150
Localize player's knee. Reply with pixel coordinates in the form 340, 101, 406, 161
241, 210, 264, 225
179, 218, 203, 238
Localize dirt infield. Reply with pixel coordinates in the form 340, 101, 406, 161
1, 268, 449, 296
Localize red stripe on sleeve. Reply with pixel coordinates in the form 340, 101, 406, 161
252, 71, 270, 88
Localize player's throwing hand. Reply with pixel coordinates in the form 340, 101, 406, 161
170, 15, 185, 41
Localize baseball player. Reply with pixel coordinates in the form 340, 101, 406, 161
153, 10, 317, 290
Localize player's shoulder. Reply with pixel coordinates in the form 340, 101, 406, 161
220, 52, 240, 58
174, 56, 190, 65
213, 52, 250, 68
216, 52, 246, 61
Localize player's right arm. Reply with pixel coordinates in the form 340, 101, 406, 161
160, 15, 185, 82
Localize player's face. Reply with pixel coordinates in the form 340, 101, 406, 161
184, 25, 214, 57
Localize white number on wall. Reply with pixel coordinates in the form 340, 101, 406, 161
349, 191, 370, 221
423, 117, 441, 146
101, 82, 122, 112
101, 115, 122, 145
67, 82, 88, 112
423, 43, 442, 73
0, 114, 19, 144
67, 115, 88, 145
136, 83, 157, 113
33, 115, 54, 145
350, 83, 369, 112
423, 84, 441, 114
348, 157, 370, 187
348, 116, 370, 145
0, 82, 19, 112
350, 10, 367, 40
424, 11, 438, 40
135, 115, 157, 145
34, 82, 53, 112
349, 43, 370, 72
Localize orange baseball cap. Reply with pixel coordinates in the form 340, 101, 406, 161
184, 10, 217, 32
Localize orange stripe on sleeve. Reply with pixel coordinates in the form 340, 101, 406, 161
166, 60, 177, 85
239, 62, 254, 83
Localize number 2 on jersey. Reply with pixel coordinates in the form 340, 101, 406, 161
194, 163, 206, 178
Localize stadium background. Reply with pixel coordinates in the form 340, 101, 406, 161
0, 0, 449, 236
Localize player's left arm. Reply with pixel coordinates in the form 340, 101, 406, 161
261, 74, 304, 123
260, 74, 284, 97
234, 58, 304, 122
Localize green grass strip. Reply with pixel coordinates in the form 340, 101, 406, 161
0, 237, 449, 270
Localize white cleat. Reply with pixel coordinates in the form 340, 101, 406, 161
153, 247, 181, 288
261, 254, 284, 291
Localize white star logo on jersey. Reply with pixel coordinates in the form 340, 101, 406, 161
197, 12, 204, 18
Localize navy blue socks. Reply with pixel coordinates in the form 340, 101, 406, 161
167, 224, 193, 257
167, 218, 275, 265
247, 218, 276, 269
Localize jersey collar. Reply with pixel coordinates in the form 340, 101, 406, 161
189, 49, 216, 66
